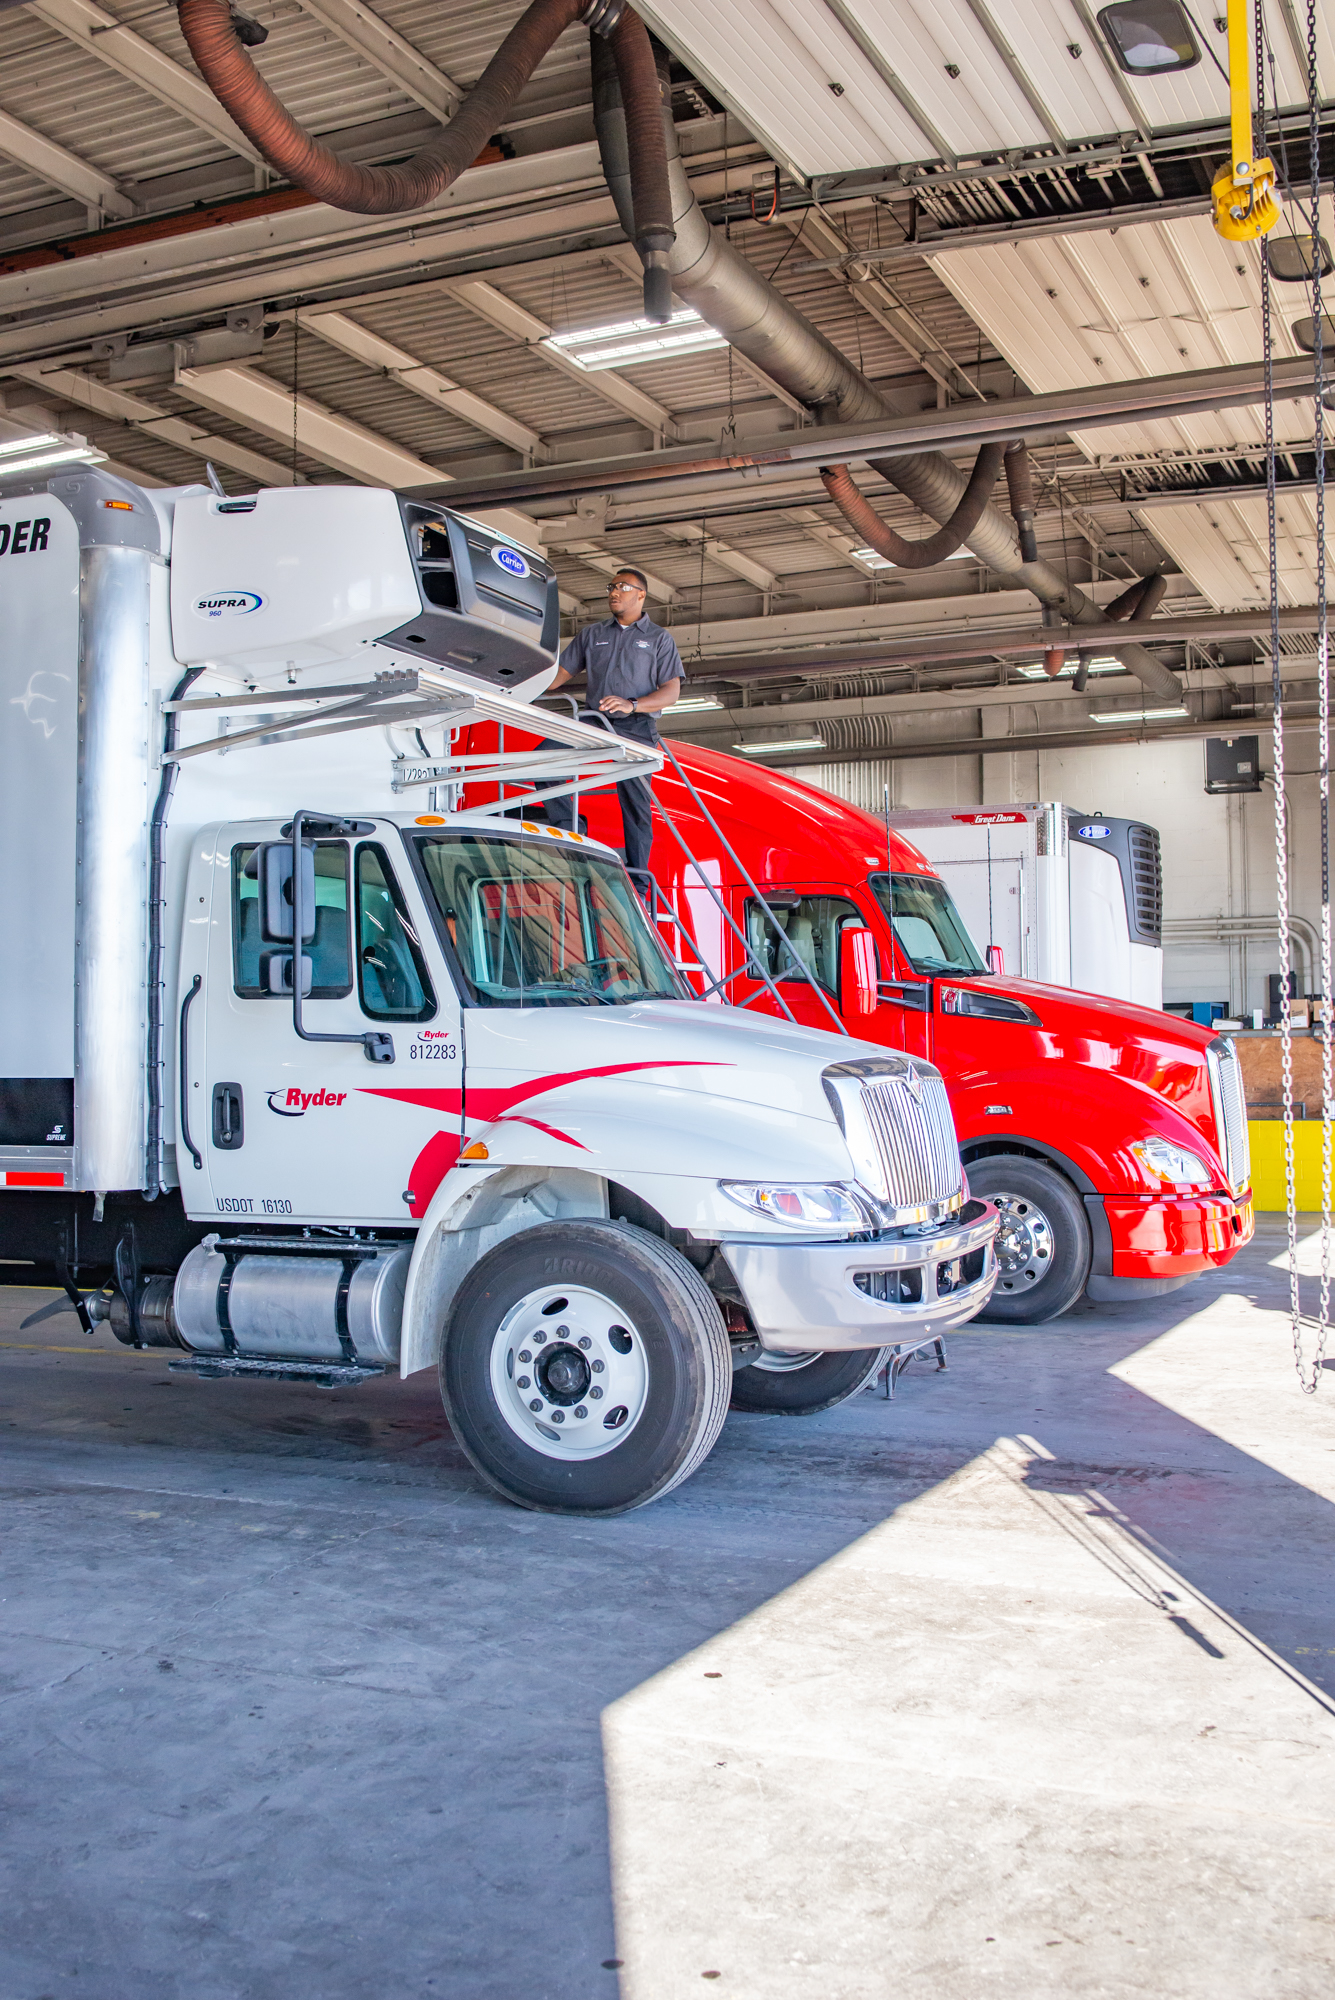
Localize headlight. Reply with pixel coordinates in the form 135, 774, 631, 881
720, 1182, 872, 1229
1130, 1137, 1212, 1188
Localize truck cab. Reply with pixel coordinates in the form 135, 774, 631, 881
577, 744, 1254, 1324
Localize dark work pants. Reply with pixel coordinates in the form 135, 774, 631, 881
541, 719, 656, 875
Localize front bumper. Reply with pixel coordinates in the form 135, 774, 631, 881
722, 1199, 999, 1353
1090, 1189, 1254, 1281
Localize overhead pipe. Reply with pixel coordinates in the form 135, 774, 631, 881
820, 446, 1005, 567
591, 36, 1182, 702
176, 0, 676, 319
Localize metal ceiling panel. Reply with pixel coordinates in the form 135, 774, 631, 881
638, 0, 935, 177
1130, 490, 1329, 610
929, 212, 1325, 606
835, 0, 1053, 154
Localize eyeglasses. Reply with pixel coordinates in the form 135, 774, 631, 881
607, 579, 644, 594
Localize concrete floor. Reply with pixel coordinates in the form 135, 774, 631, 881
1, 1216, 1333, 2000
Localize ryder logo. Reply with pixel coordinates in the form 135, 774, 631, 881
267, 1087, 348, 1117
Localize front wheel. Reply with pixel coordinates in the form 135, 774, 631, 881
440, 1220, 732, 1515
966, 1156, 1091, 1324
729, 1345, 890, 1414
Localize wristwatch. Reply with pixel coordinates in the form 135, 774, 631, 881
631, 698, 638, 713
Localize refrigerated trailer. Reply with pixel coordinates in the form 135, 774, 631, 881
0, 471, 999, 1514
884, 805, 1164, 1009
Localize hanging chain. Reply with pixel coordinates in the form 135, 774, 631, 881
1309, 0, 1332, 1368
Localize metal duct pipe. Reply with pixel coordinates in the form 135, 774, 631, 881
820, 445, 1006, 568
591, 37, 1181, 701
178, 0, 675, 319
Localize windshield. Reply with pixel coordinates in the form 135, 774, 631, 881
413, 833, 684, 1008
869, 872, 988, 976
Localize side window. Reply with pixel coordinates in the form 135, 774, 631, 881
232, 842, 351, 998
745, 895, 874, 993
356, 845, 436, 1021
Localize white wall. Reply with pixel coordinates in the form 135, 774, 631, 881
790, 736, 1319, 1019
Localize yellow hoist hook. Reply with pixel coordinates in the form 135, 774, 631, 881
1212, 0, 1282, 239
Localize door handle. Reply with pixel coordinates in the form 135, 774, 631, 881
179, 974, 203, 1171
212, 1082, 245, 1151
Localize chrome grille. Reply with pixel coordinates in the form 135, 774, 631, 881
1209, 1037, 1251, 1193
861, 1073, 964, 1209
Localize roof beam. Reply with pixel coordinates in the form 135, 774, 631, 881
174, 362, 442, 486
660, 519, 777, 594
780, 503, 887, 577
5, 360, 298, 485
29, 0, 265, 166
294, 0, 464, 117
557, 539, 678, 605
425, 353, 1320, 508
0, 105, 136, 220
446, 278, 678, 443
302, 308, 546, 460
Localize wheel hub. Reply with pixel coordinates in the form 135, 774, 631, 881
490, 1288, 649, 1459
992, 1192, 1054, 1291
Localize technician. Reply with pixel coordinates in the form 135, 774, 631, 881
544, 567, 682, 876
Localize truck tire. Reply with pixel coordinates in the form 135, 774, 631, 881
967, 1156, 1091, 1324
440, 1220, 732, 1515
729, 1345, 890, 1414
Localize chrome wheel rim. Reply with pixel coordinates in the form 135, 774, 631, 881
490, 1284, 648, 1460
752, 1348, 821, 1373
992, 1192, 1055, 1293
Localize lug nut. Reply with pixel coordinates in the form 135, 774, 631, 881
578, 1336, 592, 1349
574, 1406, 588, 1419
591, 1358, 605, 1373
590, 1386, 603, 1399
519, 1349, 531, 1363
556, 1325, 570, 1337
517, 1376, 530, 1389
528, 1398, 542, 1412
552, 1410, 565, 1424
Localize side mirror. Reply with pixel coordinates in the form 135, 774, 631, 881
260, 841, 316, 943
840, 926, 878, 1018
987, 945, 1005, 975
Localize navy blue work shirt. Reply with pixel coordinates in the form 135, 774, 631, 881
558, 614, 684, 744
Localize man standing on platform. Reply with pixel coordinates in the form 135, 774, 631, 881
545, 567, 682, 878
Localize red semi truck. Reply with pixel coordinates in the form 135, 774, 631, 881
558, 741, 1254, 1323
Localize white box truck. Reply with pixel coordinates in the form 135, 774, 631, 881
886, 805, 1164, 1009
0, 469, 997, 1514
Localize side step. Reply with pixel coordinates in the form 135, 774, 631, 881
168, 1355, 387, 1388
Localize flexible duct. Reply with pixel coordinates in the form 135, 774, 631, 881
820, 445, 1005, 568
591, 36, 1181, 702
178, 0, 675, 317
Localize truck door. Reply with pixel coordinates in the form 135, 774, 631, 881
736, 887, 910, 1043
191, 828, 458, 1227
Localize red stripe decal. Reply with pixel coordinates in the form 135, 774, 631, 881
4, 1172, 65, 1187
361, 1058, 727, 1123
499, 1114, 590, 1151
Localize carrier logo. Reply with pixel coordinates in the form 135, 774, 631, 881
492, 546, 528, 579
194, 589, 263, 618
267, 1087, 347, 1117
1077, 823, 1112, 839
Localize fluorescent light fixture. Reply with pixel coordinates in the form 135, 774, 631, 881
1091, 705, 1189, 724
1017, 655, 1124, 680
736, 736, 827, 755
849, 545, 974, 569
0, 431, 59, 457
670, 694, 723, 713
544, 309, 726, 373
0, 437, 105, 479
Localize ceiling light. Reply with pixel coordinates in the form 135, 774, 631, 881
0, 431, 59, 457
0, 441, 105, 478
670, 694, 723, 713
735, 736, 827, 754
544, 309, 726, 373
1017, 655, 1124, 679
849, 545, 974, 569
1091, 705, 1189, 723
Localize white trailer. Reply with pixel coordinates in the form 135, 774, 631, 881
0, 469, 998, 1514
886, 804, 1164, 1009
